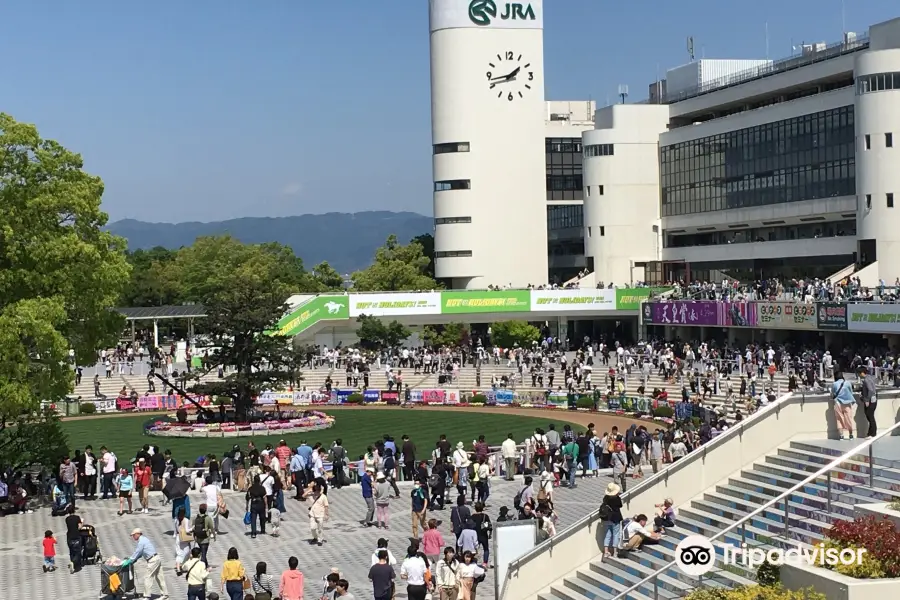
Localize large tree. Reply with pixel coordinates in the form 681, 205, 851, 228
121, 246, 179, 306
183, 239, 315, 420
310, 261, 345, 291
351, 234, 438, 291
356, 315, 411, 350
0, 113, 129, 460
411, 233, 435, 278
490, 320, 541, 349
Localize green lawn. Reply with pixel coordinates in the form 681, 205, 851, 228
60, 409, 583, 463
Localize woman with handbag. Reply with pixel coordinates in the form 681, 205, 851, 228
220, 546, 248, 600
173, 506, 193, 574
251, 561, 276, 600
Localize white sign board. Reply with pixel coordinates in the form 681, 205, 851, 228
349, 293, 442, 317
430, 0, 543, 32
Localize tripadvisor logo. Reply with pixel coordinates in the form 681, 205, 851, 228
468, 0, 536, 26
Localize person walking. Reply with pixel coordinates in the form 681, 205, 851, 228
435, 547, 459, 600
410, 480, 428, 539
58, 456, 77, 509
400, 544, 428, 600
245, 475, 267, 538
116, 468, 135, 515
279, 556, 304, 600
126, 528, 169, 600
374, 472, 392, 529
250, 561, 277, 600
305, 482, 329, 546
859, 366, 878, 438
183, 547, 210, 600
174, 507, 193, 574
193, 503, 215, 566
832, 370, 857, 440
360, 468, 375, 527
64, 506, 83, 574
134, 458, 152, 514
220, 547, 247, 600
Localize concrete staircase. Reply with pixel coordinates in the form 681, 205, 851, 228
74, 359, 790, 422
538, 438, 900, 600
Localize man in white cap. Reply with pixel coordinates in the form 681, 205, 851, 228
125, 528, 168, 599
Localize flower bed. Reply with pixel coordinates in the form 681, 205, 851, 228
145, 410, 335, 438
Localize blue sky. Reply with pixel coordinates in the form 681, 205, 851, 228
0, 1, 895, 223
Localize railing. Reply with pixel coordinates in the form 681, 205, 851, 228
649, 35, 869, 105
501, 389, 798, 598
611, 400, 900, 599
665, 286, 900, 303
292, 285, 655, 296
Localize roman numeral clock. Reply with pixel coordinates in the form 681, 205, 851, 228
486, 51, 534, 102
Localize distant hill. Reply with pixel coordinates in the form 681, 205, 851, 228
108, 211, 433, 274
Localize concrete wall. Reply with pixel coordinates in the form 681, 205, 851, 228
501, 391, 900, 600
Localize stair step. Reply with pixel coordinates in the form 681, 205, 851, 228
747, 462, 899, 502
785, 443, 900, 472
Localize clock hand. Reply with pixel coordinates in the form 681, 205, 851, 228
504, 67, 521, 80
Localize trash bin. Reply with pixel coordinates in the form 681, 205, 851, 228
100, 563, 135, 598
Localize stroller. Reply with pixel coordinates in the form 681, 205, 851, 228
51, 486, 72, 517
80, 524, 103, 565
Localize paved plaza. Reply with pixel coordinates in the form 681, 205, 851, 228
3, 469, 619, 599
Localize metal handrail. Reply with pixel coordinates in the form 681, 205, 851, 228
611, 399, 900, 599
503, 390, 798, 577
294, 286, 658, 297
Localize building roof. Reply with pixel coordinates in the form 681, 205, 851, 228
116, 305, 206, 321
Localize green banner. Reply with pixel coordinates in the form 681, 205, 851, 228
277, 295, 349, 337
440, 290, 531, 314
615, 287, 669, 310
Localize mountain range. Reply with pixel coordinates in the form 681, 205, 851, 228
108, 211, 433, 274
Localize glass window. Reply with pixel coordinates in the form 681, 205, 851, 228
434, 217, 472, 225
584, 144, 615, 158
889, 193, 895, 208
433, 142, 470, 154
434, 180, 470, 192
887, 133, 894, 148
659, 107, 856, 216
434, 250, 473, 258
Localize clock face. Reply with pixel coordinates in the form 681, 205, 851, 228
485, 51, 534, 102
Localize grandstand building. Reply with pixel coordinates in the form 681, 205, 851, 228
584, 16, 900, 287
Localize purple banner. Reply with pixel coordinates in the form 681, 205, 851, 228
643, 301, 757, 327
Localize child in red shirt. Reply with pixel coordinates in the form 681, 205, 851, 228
42, 530, 57, 572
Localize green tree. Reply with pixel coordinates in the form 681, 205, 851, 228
356, 315, 411, 350
351, 234, 438, 291
188, 272, 301, 421
490, 320, 541, 348
0, 411, 70, 471
423, 322, 469, 347
121, 247, 180, 306
169, 236, 315, 302
311, 261, 345, 291
411, 233, 435, 278
0, 113, 128, 436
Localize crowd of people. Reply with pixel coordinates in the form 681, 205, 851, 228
667, 275, 900, 303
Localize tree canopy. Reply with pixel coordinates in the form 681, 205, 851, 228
0, 113, 129, 424
490, 320, 541, 349
423, 322, 469, 347
351, 234, 438, 292
356, 315, 411, 350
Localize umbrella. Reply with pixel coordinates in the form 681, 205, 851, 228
162, 476, 190, 500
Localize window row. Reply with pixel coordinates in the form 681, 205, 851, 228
434, 250, 472, 258
434, 179, 471, 192
863, 132, 893, 149
660, 107, 856, 216
546, 138, 583, 153
546, 174, 583, 192
433, 142, 470, 154
584, 144, 615, 157
547, 205, 583, 231
435, 216, 472, 225
664, 219, 856, 249
856, 72, 900, 95
661, 160, 856, 216
864, 193, 895, 209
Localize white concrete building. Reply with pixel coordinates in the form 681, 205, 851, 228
582, 16, 900, 286
429, 0, 548, 289
545, 100, 595, 283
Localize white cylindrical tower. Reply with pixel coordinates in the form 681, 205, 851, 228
855, 49, 900, 280
430, 0, 548, 289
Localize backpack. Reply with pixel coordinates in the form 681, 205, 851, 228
428, 473, 441, 488
533, 436, 547, 456
513, 485, 527, 510
193, 515, 208, 542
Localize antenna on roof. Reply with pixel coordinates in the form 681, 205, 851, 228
687, 36, 695, 61
617, 84, 629, 105
765, 22, 770, 59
